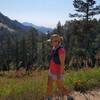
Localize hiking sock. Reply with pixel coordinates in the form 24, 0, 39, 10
47, 96, 52, 100
67, 95, 74, 100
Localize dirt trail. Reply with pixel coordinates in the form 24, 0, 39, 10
71, 90, 100, 100
46, 90, 100, 100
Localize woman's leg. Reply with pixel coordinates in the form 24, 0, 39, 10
55, 79, 70, 96
47, 76, 53, 99
56, 80, 74, 100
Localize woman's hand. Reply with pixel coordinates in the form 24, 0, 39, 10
57, 66, 64, 80
57, 73, 61, 80
60, 66, 64, 74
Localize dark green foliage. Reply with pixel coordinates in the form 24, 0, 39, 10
70, 0, 100, 20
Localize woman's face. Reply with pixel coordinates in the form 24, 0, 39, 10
51, 38, 59, 47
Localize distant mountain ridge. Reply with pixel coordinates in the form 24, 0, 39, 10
0, 12, 36, 41
22, 22, 53, 33
0, 12, 53, 42
0, 12, 31, 32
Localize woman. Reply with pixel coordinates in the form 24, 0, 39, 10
47, 34, 74, 100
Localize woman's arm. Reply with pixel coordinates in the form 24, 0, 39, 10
57, 48, 65, 79
59, 49, 65, 74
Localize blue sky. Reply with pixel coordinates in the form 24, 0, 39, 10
0, 0, 100, 28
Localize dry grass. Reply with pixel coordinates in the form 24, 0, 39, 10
0, 67, 100, 100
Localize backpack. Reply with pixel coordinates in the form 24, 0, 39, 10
48, 45, 64, 64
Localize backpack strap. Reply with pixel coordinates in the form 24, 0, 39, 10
53, 45, 64, 64
48, 45, 64, 64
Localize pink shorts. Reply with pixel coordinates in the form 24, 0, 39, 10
48, 70, 64, 81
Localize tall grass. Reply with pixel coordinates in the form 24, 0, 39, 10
0, 67, 100, 100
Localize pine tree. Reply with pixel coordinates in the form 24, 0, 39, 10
70, 0, 100, 21
70, 0, 100, 34
69, 0, 100, 55
15, 36, 19, 69
30, 28, 38, 63
20, 36, 27, 68
53, 21, 64, 36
